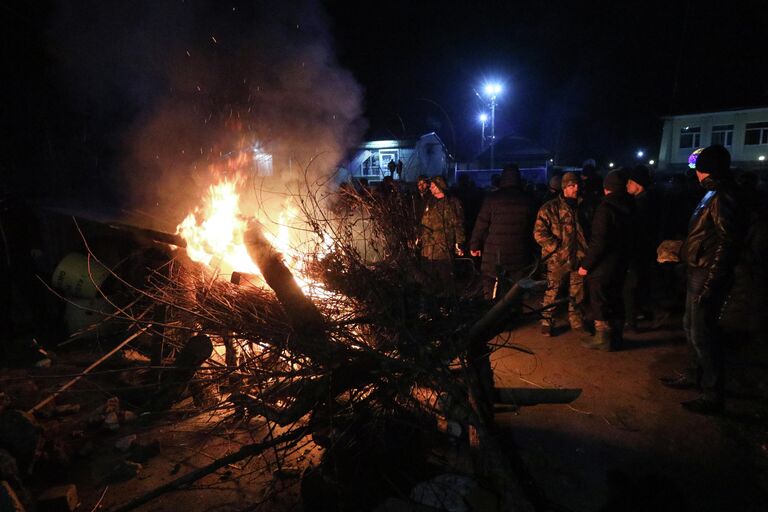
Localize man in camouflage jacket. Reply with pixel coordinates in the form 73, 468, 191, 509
420, 176, 465, 261
533, 172, 589, 336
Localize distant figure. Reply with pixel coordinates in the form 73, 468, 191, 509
451, 173, 483, 246
489, 173, 501, 191
534, 172, 589, 336
470, 164, 537, 300
580, 159, 603, 227
413, 174, 432, 222
544, 174, 562, 203
396, 159, 404, 179
387, 158, 397, 178
661, 145, 745, 415
578, 170, 635, 351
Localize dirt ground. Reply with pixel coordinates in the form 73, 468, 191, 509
491, 312, 768, 512
5, 279, 768, 511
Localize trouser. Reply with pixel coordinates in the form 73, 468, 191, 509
586, 273, 625, 323
683, 269, 726, 401
422, 259, 455, 297
481, 266, 526, 301
541, 264, 584, 327
623, 258, 652, 324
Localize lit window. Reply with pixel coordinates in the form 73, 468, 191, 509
679, 126, 701, 149
711, 124, 734, 146
745, 122, 768, 145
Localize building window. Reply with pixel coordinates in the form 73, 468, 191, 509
711, 124, 733, 146
679, 126, 701, 149
745, 122, 768, 145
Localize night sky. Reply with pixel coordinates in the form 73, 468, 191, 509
2, 0, 766, 207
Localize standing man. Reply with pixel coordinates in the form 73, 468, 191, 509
534, 172, 589, 336
661, 145, 743, 414
420, 176, 465, 288
578, 170, 635, 351
387, 158, 397, 178
470, 164, 537, 300
623, 165, 656, 331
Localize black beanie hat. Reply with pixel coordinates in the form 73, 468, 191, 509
695, 145, 731, 177
499, 164, 521, 188
629, 165, 651, 189
603, 170, 628, 193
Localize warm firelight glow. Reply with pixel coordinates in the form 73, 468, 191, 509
176, 175, 330, 292
177, 178, 259, 276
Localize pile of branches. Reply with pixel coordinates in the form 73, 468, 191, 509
107, 183, 536, 511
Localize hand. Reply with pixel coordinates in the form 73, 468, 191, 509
578, 266, 588, 276
470, 249, 482, 257
455, 244, 464, 257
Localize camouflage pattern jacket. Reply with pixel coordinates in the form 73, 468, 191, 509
533, 195, 588, 269
420, 196, 465, 260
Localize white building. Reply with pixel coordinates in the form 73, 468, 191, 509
658, 106, 768, 172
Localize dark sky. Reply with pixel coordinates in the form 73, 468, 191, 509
325, 0, 768, 163
1, 0, 766, 206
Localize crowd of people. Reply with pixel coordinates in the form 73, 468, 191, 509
333, 144, 767, 415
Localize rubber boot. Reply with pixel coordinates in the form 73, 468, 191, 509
582, 320, 612, 351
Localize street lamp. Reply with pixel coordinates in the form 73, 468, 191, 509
482, 82, 503, 170
478, 113, 488, 151
636, 150, 645, 159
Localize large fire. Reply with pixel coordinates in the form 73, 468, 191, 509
176, 176, 326, 290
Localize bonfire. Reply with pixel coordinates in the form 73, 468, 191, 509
72, 170, 540, 511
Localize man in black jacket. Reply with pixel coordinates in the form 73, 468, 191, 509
661, 145, 743, 414
578, 170, 635, 350
470, 164, 537, 300
623, 165, 657, 331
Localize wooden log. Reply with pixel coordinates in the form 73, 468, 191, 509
496, 387, 582, 406
150, 334, 212, 410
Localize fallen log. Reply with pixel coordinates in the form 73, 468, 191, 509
150, 334, 213, 411
496, 387, 582, 406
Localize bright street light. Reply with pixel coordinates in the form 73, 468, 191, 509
759, 155, 766, 161
478, 113, 488, 150
636, 150, 644, 158
648, 159, 655, 165
481, 81, 504, 170
609, 162, 614, 168
484, 83, 502, 96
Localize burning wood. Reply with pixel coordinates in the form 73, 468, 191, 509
79, 175, 551, 511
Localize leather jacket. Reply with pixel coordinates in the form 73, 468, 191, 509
680, 175, 743, 298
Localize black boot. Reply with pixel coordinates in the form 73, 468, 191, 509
681, 396, 724, 415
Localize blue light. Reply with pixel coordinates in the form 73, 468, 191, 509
483, 82, 503, 97
479, 113, 488, 123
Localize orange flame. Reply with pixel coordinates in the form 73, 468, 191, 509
176, 175, 330, 291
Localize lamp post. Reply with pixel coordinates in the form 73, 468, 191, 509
483, 83, 502, 170
479, 113, 488, 151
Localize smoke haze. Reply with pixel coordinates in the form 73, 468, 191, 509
49, 0, 365, 230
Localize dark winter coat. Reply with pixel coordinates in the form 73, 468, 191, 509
680, 176, 743, 299
470, 185, 537, 275
580, 190, 635, 279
